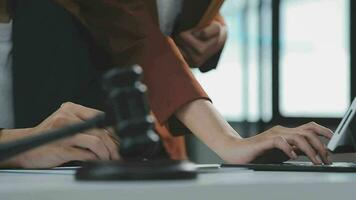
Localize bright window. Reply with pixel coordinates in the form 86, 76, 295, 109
279, 0, 350, 117
194, 0, 263, 122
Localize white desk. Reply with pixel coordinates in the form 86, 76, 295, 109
0, 168, 355, 200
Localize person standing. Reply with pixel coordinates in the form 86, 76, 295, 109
0, 0, 333, 168
56, 0, 333, 165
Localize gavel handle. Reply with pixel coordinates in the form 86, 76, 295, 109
0, 114, 105, 162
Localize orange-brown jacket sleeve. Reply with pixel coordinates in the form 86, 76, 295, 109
214, 13, 226, 26
54, 0, 210, 125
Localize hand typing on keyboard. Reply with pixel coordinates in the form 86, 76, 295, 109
249, 122, 333, 165
218, 122, 333, 165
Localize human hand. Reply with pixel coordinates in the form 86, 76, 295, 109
218, 122, 333, 165
0, 102, 120, 168
176, 21, 227, 67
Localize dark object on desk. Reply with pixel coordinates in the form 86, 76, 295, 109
76, 66, 197, 181
101, 65, 160, 159
76, 160, 197, 181
222, 162, 356, 173
232, 147, 356, 172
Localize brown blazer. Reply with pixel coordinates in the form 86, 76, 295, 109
54, 0, 224, 160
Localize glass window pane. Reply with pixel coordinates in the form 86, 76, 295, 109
279, 0, 350, 117
193, 1, 245, 121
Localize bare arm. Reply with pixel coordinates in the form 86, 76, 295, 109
176, 99, 239, 153
176, 99, 333, 165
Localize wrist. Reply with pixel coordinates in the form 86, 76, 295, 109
213, 134, 243, 158
176, 99, 244, 156
0, 128, 33, 168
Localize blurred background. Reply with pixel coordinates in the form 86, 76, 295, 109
187, 0, 355, 163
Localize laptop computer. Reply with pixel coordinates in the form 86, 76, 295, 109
222, 97, 356, 172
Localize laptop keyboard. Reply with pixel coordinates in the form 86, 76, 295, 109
284, 162, 356, 168
222, 161, 356, 172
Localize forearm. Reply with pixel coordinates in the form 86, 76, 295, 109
175, 99, 242, 155
0, 128, 33, 142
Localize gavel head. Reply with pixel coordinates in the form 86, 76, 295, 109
102, 65, 160, 160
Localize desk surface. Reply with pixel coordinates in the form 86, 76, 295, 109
0, 167, 355, 200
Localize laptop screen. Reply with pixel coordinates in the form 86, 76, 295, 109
328, 97, 356, 151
